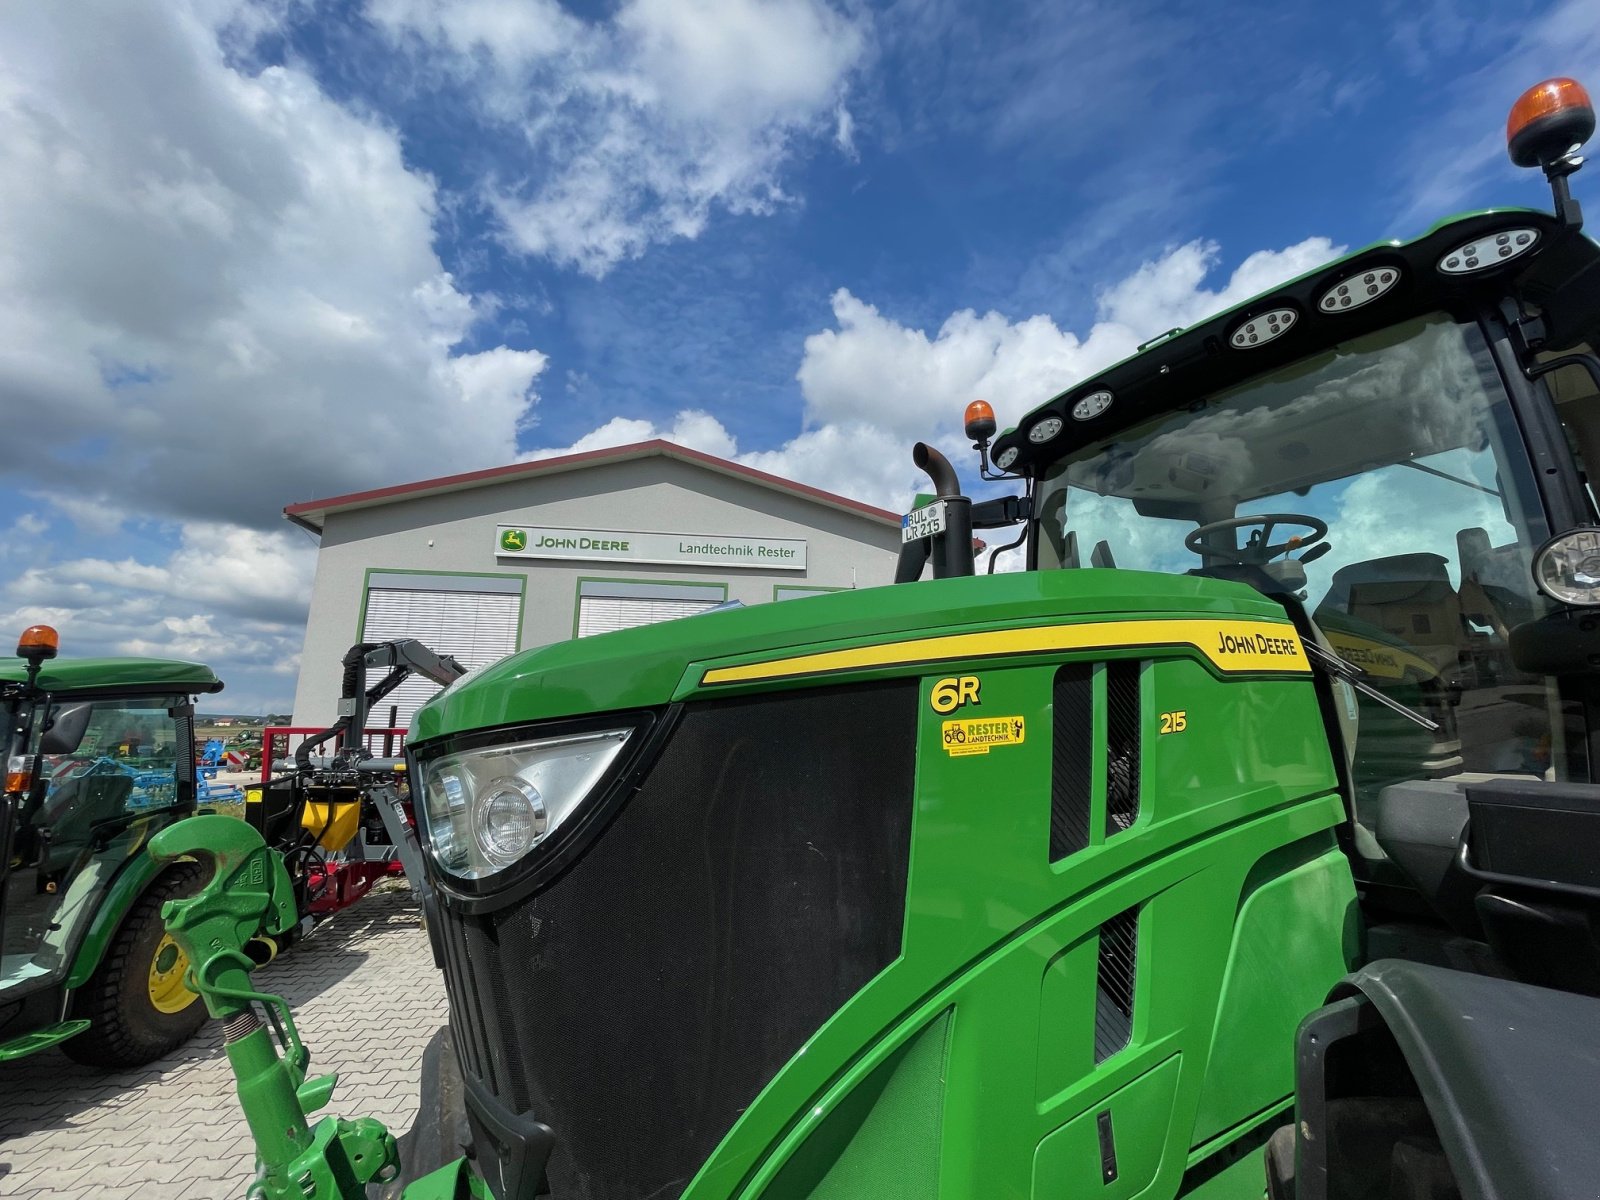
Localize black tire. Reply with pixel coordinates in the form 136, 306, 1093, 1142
63, 863, 210, 1067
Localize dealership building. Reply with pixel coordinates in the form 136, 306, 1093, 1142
284, 440, 903, 728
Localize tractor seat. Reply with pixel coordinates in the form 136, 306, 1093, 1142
1316, 552, 1465, 676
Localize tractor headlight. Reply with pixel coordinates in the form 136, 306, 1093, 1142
421, 728, 632, 879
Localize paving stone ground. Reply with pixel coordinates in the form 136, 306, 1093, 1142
0, 886, 447, 1199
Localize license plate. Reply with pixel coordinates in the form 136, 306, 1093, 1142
901, 500, 948, 543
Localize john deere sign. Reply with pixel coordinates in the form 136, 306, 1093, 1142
496, 525, 808, 570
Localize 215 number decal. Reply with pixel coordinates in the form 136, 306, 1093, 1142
1159, 710, 1188, 734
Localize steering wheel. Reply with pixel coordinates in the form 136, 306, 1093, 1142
1184, 514, 1328, 566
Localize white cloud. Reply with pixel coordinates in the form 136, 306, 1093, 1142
524, 236, 1344, 514
0, 518, 315, 710
370, 0, 868, 275
0, 0, 546, 531
834, 103, 858, 160
520, 408, 739, 462
1095, 239, 1341, 340
786, 236, 1343, 463
28, 493, 128, 538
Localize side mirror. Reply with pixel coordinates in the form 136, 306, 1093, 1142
39, 702, 94, 756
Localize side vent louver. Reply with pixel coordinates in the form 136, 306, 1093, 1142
1105, 661, 1141, 836
1094, 906, 1139, 1062
1050, 663, 1094, 861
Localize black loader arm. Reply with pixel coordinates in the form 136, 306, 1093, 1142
1283, 959, 1600, 1200
363, 639, 468, 689
296, 640, 467, 770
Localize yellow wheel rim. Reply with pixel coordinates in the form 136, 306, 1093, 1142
148, 933, 199, 1015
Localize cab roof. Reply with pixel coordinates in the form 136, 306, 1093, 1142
0, 657, 225, 696
991, 207, 1600, 477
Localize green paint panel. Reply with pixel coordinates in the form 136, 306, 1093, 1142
62, 851, 163, 988
1191, 840, 1358, 1144
1032, 1055, 1181, 1198
0, 656, 223, 694
0, 1018, 90, 1061
411, 569, 1295, 739
691, 656, 1342, 1199
760, 1011, 951, 1199
1037, 930, 1099, 1102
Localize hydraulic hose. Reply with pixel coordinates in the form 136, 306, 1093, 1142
295, 643, 379, 770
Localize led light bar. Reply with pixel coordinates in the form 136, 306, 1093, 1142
1229, 307, 1297, 349
1071, 389, 1114, 420
1028, 415, 1064, 443
1438, 228, 1539, 274
1318, 266, 1400, 313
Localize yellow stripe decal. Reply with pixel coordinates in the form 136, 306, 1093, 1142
700, 618, 1310, 686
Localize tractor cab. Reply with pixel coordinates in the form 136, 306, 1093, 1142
994, 268, 1595, 864
0, 625, 225, 1065
978, 90, 1600, 911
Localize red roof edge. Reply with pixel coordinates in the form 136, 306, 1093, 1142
282, 439, 900, 529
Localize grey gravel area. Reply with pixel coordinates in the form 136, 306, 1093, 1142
0, 887, 447, 1199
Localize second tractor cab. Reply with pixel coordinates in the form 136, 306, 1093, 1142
144, 79, 1600, 1200
0, 625, 225, 1066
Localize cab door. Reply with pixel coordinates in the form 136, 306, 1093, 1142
1, 695, 189, 997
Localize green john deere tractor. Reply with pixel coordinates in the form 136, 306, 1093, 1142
0, 624, 224, 1066
153, 78, 1600, 1199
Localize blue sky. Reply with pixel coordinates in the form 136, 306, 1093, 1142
1, 0, 1597, 710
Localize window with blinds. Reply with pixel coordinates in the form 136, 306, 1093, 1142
575, 580, 725, 638
360, 575, 523, 729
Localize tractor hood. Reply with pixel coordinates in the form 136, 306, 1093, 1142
409, 568, 1295, 742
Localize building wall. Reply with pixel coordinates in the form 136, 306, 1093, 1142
289, 456, 900, 726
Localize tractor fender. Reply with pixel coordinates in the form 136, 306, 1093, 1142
1324, 959, 1600, 1200
62, 855, 191, 990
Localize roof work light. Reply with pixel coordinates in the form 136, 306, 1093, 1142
964, 400, 997, 444
1508, 77, 1595, 169
1508, 77, 1595, 230
15, 624, 59, 663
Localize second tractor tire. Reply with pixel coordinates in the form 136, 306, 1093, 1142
62, 863, 210, 1068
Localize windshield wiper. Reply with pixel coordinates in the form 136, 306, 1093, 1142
1399, 459, 1501, 497
1302, 641, 1441, 732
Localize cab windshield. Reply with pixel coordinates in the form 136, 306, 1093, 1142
1037, 313, 1584, 815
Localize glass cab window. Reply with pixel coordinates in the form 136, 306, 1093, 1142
41, 698, 183, 815
2, 696, 185, 989
1037, 314, 1584, 835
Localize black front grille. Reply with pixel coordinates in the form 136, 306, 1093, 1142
436, 681, 918, 1200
